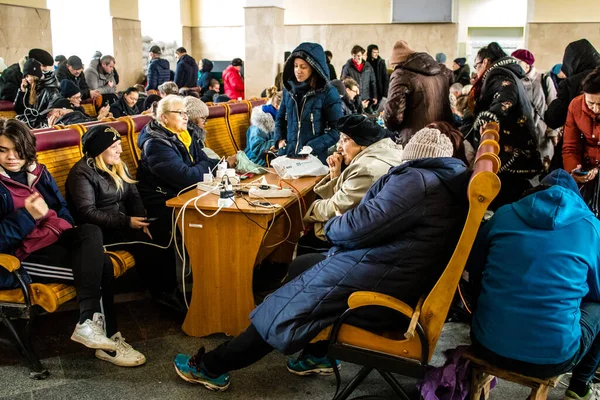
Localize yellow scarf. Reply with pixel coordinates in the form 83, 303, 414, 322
167, 127, 193, 162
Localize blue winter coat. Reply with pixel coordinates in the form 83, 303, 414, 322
274, 42, 343, 163
244, 106, 276, 166
197, 59, 214, 91
174, 54, 199, 89
470, 169, 600, 365
250, 157, 469, 354
0, 164, 74, 288
146, 58, 171, 91
136, 120, 220, 208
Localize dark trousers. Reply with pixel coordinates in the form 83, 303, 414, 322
295, 229, 332, 258
472, 302, 600, 384
103, 226, 177, 296
21, 225, 116, 336
203, 254, 329, 376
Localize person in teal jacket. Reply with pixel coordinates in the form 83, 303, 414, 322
244, 105, 276, 166
468, 169, 600, 400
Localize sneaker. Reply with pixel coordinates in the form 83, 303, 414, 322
173, 347, 230, 391
70, 313, 117, 351
95, 332, 146, 367
287, 354, 341, 376
565, 384, 600, 400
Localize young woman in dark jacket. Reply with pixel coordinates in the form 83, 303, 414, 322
14, 59, 61, 129
109, 87, 140, 118
274, 42, 343, 163
66, 124, 180, 310
463, 42, 542, 209
0, 119, 145, 367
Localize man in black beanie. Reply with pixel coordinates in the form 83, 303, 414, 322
453, 57, 471, 85
298, 114, 403, 256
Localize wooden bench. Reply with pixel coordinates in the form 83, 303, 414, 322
0, 127, 136, 379
464, 350, 563, 400
0, 100, 16, 119
225, 101, 251, 151
310, 123, 502, 400
203, 104, 238, 158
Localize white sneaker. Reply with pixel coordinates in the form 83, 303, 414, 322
95, 332, 146, 367
70, 313, 117, 351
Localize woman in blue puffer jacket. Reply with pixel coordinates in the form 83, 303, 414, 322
173, 128, 470, 392
274, 43, 343, 163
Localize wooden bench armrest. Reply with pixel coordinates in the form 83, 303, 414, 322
0, 254, 21, 272
348, 291, 415, 317
405, 297, 424, 340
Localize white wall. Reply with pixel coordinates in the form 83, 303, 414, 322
139, 0, 182, 44
48, 0, 113, 64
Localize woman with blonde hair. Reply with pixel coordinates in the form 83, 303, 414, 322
66, 124, 181, 312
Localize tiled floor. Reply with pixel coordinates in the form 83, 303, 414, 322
0, 298, 569, 399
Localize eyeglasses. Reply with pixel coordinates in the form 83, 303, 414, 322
167, 110, 188, 117
474, 61, 483, 71
348, 87, 359, 95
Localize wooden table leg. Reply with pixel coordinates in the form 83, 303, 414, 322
179, 209, 268, 337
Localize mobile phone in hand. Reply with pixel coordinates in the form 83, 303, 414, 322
574, 169, 589, 176
145, 217, 159, 222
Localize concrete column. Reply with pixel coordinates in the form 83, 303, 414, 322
110, 0, 143, 88
244, 2, 285, 98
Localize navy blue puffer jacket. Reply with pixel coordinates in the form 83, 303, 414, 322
250, 157, 469, 354
174, 54, 199, 89
146, 58, 171, 91
274, 43, 343, 163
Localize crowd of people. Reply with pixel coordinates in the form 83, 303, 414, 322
0, 37, 600, 399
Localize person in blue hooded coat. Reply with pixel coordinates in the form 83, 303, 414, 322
173, 128, 469, 392
468, 169, 600, 400
197, 59, 214, 92
274, 43, 343, 163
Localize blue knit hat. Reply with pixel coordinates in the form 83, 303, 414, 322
436, 53, 447, 63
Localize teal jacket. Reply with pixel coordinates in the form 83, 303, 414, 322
470, 169, 600, 364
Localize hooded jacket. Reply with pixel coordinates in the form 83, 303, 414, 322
0, 163, 74, 287
136, 119, 220, 207
340, 58, 378, 101
545, 39, 600, 130
470, 169, 600, 365
0, 63, 23, 101
84, 59, 116, 95
304, 138, 403, 239
146, 58, 171, 91
274, 42, 343, 163
197, 59, 214, 91
56, 63, 91, 100
384, 52, 453, 145
109, 94, 140, 118
244, 106, 276, 166
66, 157, 146, 230
222, 64, 244, 100
250, 157, 469, 354
464, 57, 542, 207
174, 54, 199, 89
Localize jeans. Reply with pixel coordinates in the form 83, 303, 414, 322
472, 302, 600, 384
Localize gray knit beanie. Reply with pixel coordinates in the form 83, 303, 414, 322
402, 127, 454, 161
184, 96, 209, 121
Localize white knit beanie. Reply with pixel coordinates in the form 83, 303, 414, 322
402, 127, 454, 161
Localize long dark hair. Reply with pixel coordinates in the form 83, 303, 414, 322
0, 118, 37, 167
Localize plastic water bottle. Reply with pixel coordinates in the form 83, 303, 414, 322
377, 112, 385, 128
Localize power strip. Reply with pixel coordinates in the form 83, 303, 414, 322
197, 181, 222, 194
248, 187, 294, 198
217, 197, 234, 208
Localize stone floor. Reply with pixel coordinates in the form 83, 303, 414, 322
0, 297, 569, 400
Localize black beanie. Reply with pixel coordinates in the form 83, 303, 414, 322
60, 79, 80, 98
28, 48, 54, 67
454, 57, 466, 68
329, 79, 346, 97
336, 114, 387, 146
82, 125, 121, 158
23, 59, 43, 79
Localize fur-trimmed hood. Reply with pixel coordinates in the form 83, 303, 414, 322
251, 106, 275, 133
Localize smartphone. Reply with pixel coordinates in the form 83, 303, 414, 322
145, 217, 159, 222
574, 169, 589, 176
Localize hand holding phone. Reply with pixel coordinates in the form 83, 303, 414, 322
574, 169, 589, 176
145, 217, 159, 222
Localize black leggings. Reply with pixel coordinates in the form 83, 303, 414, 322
102, 226, 177, 296
21, 224, 116, 336
203, 253, 329, 376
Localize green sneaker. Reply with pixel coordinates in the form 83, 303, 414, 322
287, 354, 341, 376
564, 385, 600, 400
173, 347, 230, 391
